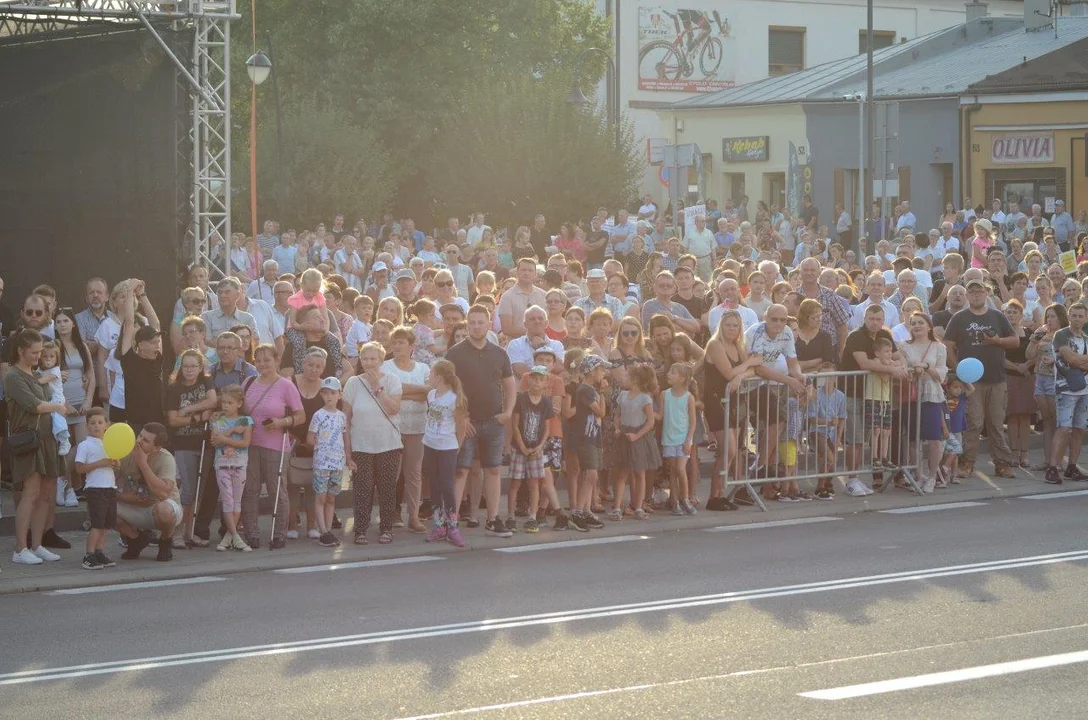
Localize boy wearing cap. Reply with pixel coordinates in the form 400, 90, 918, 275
517, 348, 569, 530
307, 376, 354, 547
509, 365, 558, 533
567, 354, 609, 531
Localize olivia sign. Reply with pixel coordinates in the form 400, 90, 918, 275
991, 133, 1055, 165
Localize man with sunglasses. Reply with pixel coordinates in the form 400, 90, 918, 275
20, 294, 53, 339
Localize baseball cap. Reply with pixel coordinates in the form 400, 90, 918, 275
371, 261, 388, 272
1056, 199, 1066, 206
528, 365, 549, 376
439, 302, 465, 316
394, 269, 416, 282
320, 376, 342, 392
532, 346, 557, 360
134, 326, 161, 343
580, 354, 608, 374
965, 279, 987, 291
586, 268, 607, 279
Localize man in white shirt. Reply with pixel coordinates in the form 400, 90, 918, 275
849, 272, 899, 331
465, 213, 490, 248
896, 201, 917, 232
333, 236, 366, 291
1003, 201, 1026, 237
607, 209, 636, 259
684, 215, 716, 281
990, 198, 1007, 230
1026, 204, 1049, 235
637, 194, 657, 221
235, 287, 283, 354
835, 203, 852, 247
246, 260, 279, 305
505, 306, 564, 377
706, 277, 757, 333
962, 198, 977, 223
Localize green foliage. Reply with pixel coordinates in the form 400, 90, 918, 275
258, 107, 394, 229
425, 76, 642, 227
232, 0, 635, 229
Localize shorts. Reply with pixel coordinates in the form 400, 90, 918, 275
116, 497, 182, 532
543, 437, 563, 471
777, 439, 797, 467
662, 444, 688, 459
1056, 393, 1088, 430
457, 417, 505, 470
568, 442, 602, 471
944, 432, 963, 454
313, 468, 343, 495
1035, 374, 1056, 398
865, 399, 893, 429
509, 449, 545, 480
844, 397, 867, 445
747, 386, 788, 426
85, 487, 117, 530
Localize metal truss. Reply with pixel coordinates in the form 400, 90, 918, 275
0, 0, 238, 276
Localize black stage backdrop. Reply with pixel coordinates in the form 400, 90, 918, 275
0, 28, 184, 319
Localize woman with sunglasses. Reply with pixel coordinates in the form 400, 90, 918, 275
432, 269, 469, 319
169, 286, 208, 354
607, 317, 656, 512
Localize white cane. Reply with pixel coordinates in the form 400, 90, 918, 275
268, 424, 290, 549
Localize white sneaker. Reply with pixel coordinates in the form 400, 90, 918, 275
56, 481, 67, 506
307, 529, 321, 539
64, 487, 79, 507
32, 546, 61, 562
58, 438, 71, 456
921, 477, 936, 494
286, 530, 299, 540
845, 478, 870, 497
13, 548, 43, 565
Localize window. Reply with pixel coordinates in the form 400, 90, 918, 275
859, 30, 896, 54
768, 27, 805, 76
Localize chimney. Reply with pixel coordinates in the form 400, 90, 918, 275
965, 2, 988, 22
1024, 0, 1053, 31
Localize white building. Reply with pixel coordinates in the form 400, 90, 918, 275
595, 0, 1025, 198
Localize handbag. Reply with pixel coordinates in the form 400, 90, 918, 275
1061, 336, 1088, 392
287, 452, 313, 486
6, 429, 40, 457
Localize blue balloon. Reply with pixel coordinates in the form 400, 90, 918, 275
956, 357, 984, 384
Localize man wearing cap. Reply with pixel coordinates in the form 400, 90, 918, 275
118, 281, 165, 432
1051, 200, 1076, 247
506, 305, 565, 378
574, 268, 623, 318
365, 261, 395, 302
496, 257, 547, 339
943, 278, 1019, 478
393, 268, 418, 305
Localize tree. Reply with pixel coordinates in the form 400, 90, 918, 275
425, 76, 642, 228
258, 107, 394, 230
232, 0, 618, 228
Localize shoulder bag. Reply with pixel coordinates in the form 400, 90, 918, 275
1061, 334, 1088, 392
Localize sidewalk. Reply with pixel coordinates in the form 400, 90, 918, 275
0, 456, 1080, 596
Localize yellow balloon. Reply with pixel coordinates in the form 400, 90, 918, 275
103, 423, 136, 461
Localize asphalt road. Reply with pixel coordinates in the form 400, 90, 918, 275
1, 495, 1087, 719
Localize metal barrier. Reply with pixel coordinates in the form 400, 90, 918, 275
721, 369, 924, 511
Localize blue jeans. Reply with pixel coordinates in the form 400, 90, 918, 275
456, 417, 505, 469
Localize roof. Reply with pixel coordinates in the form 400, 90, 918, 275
672, 17, 1088, 109
966, 35, 1088, 93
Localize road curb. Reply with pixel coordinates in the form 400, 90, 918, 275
2, 472, 1081, 597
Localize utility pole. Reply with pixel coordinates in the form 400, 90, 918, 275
864, 0, 875, 256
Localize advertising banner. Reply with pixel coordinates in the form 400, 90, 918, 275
787, 142, 801, 217
638, 6, 736, 92
722, 136, 769, 162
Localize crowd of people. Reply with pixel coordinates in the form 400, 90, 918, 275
4, 192, 1087, 568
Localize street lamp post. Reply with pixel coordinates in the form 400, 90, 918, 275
245, 49, 271, 242
565, 47, 620, 150
264, 32, 286, 220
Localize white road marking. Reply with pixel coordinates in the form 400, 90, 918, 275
705, 516, 841, 531
493, 535, 651, 553
800, 649, 1088, 700
47, 576, 226, 595
397, 624, 1088, 719
1021, 489, 1088, 500
7, 549, 1088, 685
879, 501, 987, 514
273, 556, 444, 574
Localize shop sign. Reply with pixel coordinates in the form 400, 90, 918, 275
722, 136, 769, 162
991, 133, 1054, 165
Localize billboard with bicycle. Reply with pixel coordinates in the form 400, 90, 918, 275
638, 6, 736, 92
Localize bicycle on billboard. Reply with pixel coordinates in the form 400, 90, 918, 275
638, 8, 731, 88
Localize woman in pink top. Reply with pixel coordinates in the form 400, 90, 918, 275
970, 218, 995, 269
240, 344, 305, 549
286, 267, 329, 334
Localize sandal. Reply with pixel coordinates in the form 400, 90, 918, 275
378, 532, 393, 545
354, 533, 368, 545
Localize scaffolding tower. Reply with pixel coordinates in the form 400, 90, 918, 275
0, 0, 239, 276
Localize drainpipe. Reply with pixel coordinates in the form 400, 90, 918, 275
961, 97, 982, 206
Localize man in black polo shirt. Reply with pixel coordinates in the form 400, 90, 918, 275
445, 304, 517, 538
672, 265, 709, 344
839, 304, 908, 496
529, 213, 551, 260
118, 281, 164, 434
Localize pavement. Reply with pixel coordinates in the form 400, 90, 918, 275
0, 490, 1086, 718
0, 443, 1082, 596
